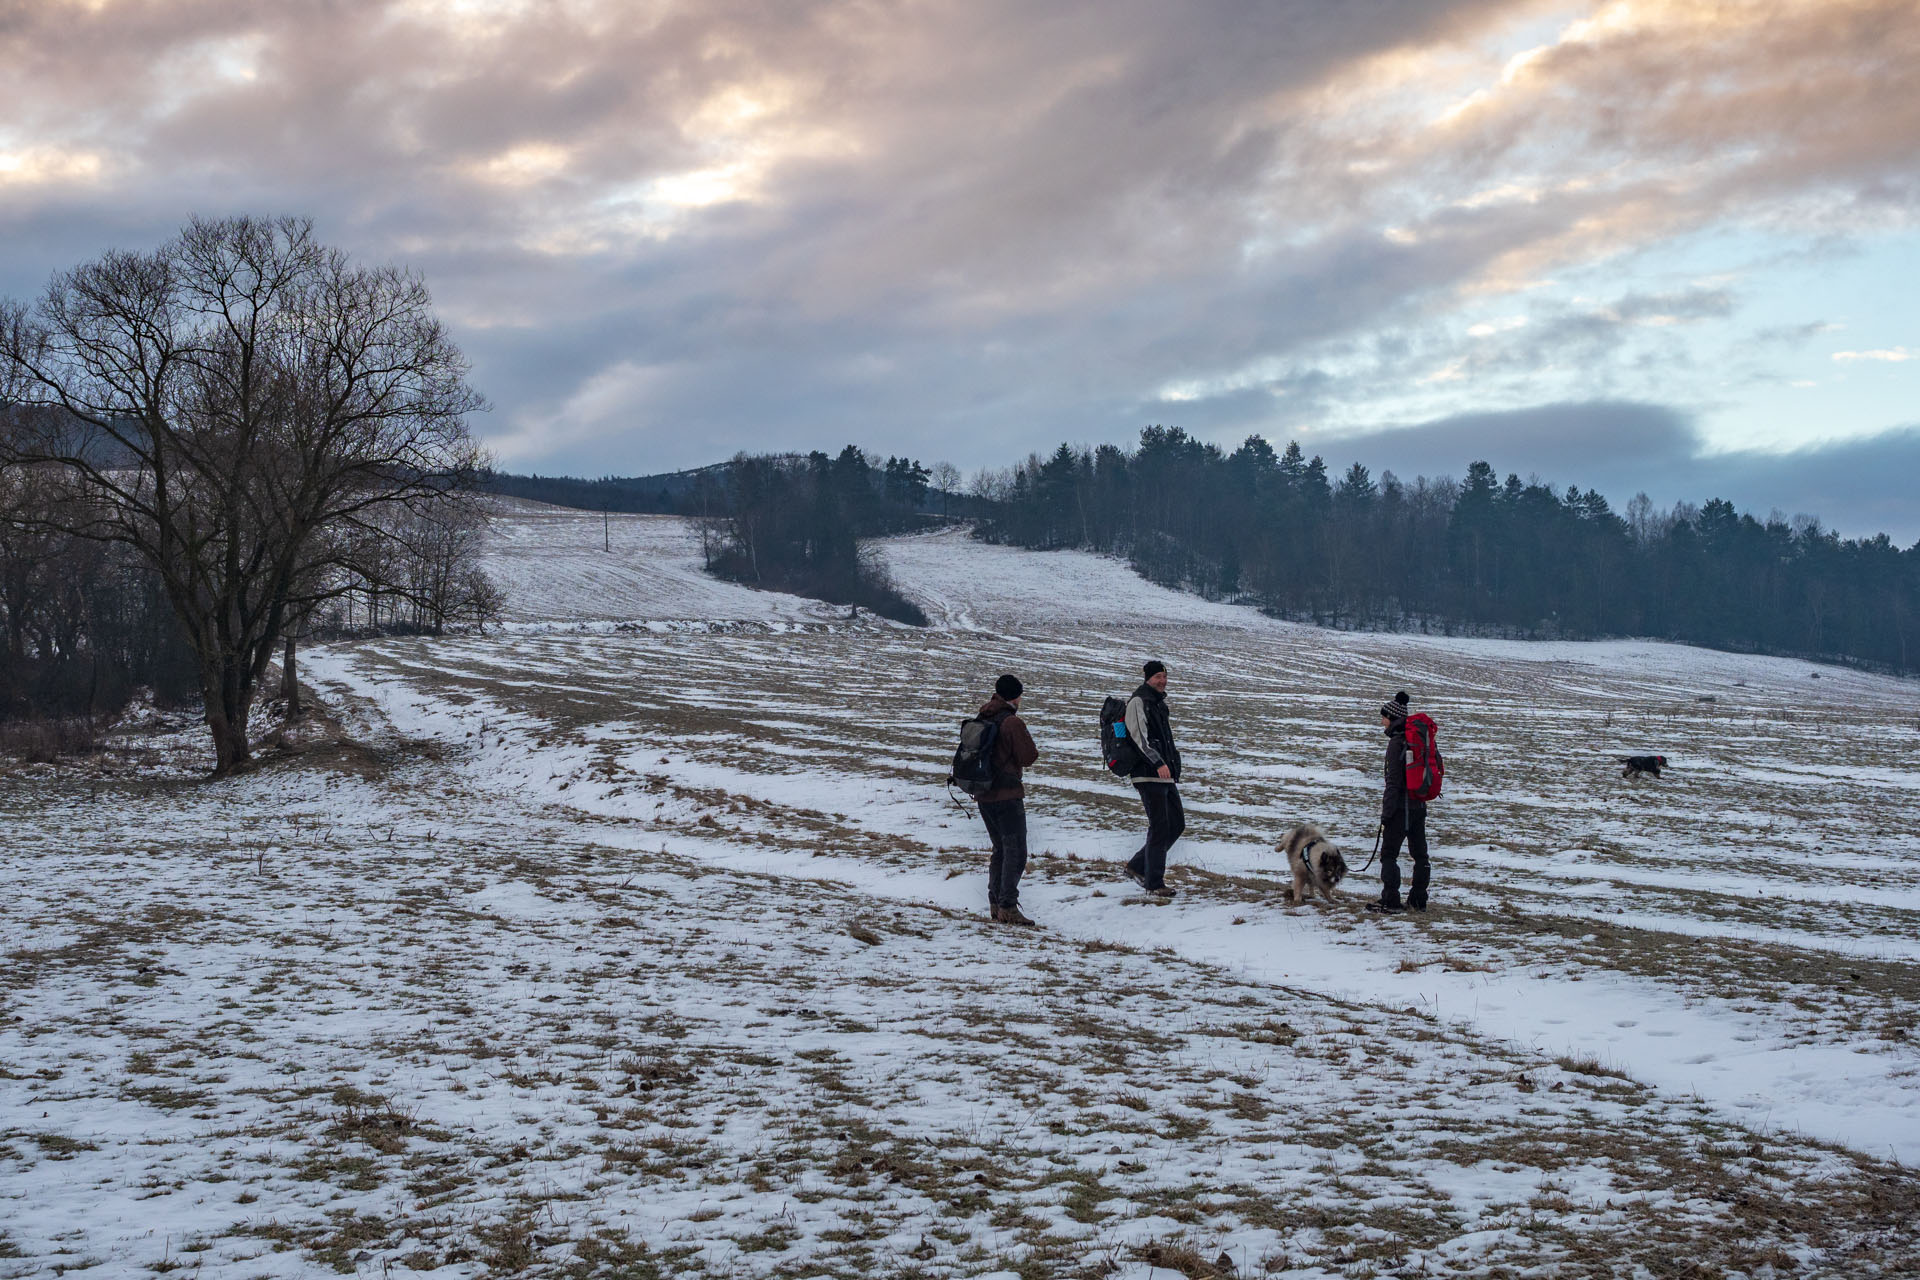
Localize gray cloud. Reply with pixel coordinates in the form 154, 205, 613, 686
1699, 428, 1920, 544
1321, 402, 1696, 484
1313, 403, 1920, 543
1, 0, 1916, 518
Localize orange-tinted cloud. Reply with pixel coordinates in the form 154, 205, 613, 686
1, 1, 1915, 473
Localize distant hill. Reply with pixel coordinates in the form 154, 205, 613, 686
481, 463, 734, 514
483, 459, 989, 520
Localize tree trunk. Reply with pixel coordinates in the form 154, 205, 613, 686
207, 710, 251, 776
282, 634, 302, 720
204, 661, 255, 777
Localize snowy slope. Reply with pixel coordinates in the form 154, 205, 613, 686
481, 500, 841, 624
876, 525, 1276, 631
877, 521, 1903, 703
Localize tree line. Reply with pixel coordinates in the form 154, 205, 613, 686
697, 446, 948, 623
483, 465, 725, 514
976, 427, 1920, 672
1, 216, 495, 771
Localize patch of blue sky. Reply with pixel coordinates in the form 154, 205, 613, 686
1557, 223, 1920, 450
1697, 230, 1920, 452
1414, 223, 1920, 453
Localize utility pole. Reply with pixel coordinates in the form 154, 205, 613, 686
604, 507, 610, 553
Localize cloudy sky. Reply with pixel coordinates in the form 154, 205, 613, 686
4, 0, 1918, 535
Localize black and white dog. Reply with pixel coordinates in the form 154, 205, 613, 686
1620, 754, 1669, 779
1277, 823, 1348, 905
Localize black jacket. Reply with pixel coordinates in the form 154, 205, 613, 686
1127, 682, 1181, 782
1383, 721, 1424, 822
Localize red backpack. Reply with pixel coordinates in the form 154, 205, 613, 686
1403, 713, 1443, 802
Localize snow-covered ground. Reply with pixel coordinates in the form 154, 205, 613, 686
877, 527, 1274, 631
6, 504, 1919, 1278
481, 500, 843, 626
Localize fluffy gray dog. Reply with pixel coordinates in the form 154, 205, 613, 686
1278, 823, 1348, 905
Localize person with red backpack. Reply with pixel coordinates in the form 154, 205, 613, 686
1369, 690, 1442, 914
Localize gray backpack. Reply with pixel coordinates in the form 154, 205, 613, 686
948, 712, 1003, 796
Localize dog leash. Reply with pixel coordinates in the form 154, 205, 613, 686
1357, 823, 1382, 873
1360, 789, 1410, 873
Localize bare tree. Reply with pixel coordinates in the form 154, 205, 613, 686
719, 452, 773, 582
389, 502, 500, 633
969, 465, 1012, 503
928, 460, 960, 518
279, 602, 313, 720
690, 468, 725, 569
0, 216, 486, 775
0, 463, 67, 675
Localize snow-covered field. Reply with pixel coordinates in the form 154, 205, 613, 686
5, 506, 1919, 1278
481, 500, 843, 626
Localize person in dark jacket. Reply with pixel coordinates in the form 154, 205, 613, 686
976, 674, 1041, 926
1370, 690, 1430, 913
1122, 660, 1183, 898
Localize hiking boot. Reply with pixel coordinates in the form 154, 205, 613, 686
1408, 900, 1428, 913
989, 905, 1006, 923
1000, 904, 1038, 927
1146, 885, 1177, 900
1125, 866, 1148, 891
1367, 900, 1405, 915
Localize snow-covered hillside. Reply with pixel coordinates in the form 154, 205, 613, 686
5, 502, 1918, 1278
481, 500, 842, 625
876, 526, 1275, 631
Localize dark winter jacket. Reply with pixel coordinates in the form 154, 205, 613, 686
976, 695, 1039, 805
1126, 683, 1181, 783
1383, 720, 1424, 822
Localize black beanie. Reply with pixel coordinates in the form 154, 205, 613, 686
1143, 660, 1167, 680
1380, 690, 1410, 719
995, 673, 1024, 701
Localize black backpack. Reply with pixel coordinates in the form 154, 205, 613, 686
948, 711, 1004, 796
1099, 695, 1139, 777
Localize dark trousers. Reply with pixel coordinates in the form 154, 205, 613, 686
1380, 802, 1430, 908
979, 798, 1029, 909
1127, 784, 1185, 890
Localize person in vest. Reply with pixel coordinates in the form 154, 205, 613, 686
976, 674, 1041, 926
1123, 660, 1183, 898
1370, 690, 1430, 914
